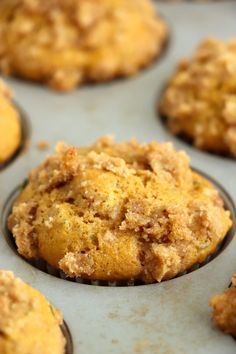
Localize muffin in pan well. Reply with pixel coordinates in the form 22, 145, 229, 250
209, 274, 236, 337
8, 136, 232, 284
0, 79, 21, 165
0, 0, 168, 92
159, 38, 236, 158
0, 270, 66, 354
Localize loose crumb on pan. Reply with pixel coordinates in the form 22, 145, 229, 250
8, 136, 232, 283
134, 339, 150, 353
111, 339, 119, 344
159, 37, 236, 158
209, 274, 236, 336
0, 0, 168, 91
37, 140, 49, 150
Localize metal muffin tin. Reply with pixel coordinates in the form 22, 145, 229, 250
0, 1, 236, 353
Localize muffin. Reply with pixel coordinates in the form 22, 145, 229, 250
0, 79, 21, 164
209, 274, 236, 336
8, 136, 232, 284
0, 270, 65, 354
0, 0, 168, 92
159, 38, 236, 157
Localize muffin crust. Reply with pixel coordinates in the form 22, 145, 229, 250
159, 38, 236, 157
0, 270, 65, 354
210, 274, 236, 336
8, 136, 232, 283
0, 79, 21, 164
0, 0, 168, 91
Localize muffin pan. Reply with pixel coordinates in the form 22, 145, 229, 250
0, 1, 236, 353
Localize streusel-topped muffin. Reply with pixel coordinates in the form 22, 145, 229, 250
0, 79, 21, 164
0, 0, 168, 91
8, 136, 232, 283
159, 38, 236, 157
210, 274, 236, 336
0, 270, 65, 354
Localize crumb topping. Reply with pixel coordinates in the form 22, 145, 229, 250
8, 136, 232, 283
0, 271, 35, 331
0, 270, 65, 354
159, 38, 236, 157
210, 274, 236, 336
0, 0, 168, 91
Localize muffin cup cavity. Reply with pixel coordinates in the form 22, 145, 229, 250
2, 172, 236, 287
0, 101, 30, 171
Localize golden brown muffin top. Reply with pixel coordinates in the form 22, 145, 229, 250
209, 274, 236, 336
0, 0, 167, 91
0, 270, 65, 354
8, 136, 232, 283
0, 79, 21, 164
159, 37, 236, 157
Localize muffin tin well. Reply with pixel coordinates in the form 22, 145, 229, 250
0, 1, 236, 354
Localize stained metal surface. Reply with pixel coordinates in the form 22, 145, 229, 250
0, 1, 236, 353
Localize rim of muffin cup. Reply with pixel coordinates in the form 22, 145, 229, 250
1, 168, 235, 287
61, 320, 74, 354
